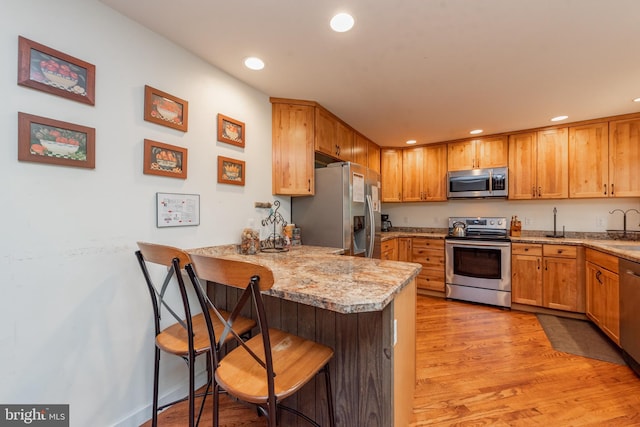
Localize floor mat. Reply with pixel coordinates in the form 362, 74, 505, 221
536, 314, 626, 365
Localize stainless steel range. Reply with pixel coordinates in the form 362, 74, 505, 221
445, 217, 512, 308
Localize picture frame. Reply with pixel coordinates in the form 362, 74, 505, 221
217, 156, 245, 186
18, 112, 96, 169
143, 139, 187, 179
217, 114, 245, 147
144, 85, 188, 132
156, 192, 200, 228
17, 36, 96, 106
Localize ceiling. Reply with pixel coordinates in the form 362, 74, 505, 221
100, 0, 640, 147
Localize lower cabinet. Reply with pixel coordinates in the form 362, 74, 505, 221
381, 238, 398, 261
586, 248, 620, 345
411, 238, 445, 292
511, 243, 585, 312
397, 237, 412, 262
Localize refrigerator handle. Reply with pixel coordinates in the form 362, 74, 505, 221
366, 194, 375, 258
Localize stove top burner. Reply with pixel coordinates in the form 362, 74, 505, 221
447, 216, 509, 241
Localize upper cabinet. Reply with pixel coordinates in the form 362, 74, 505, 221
402, 144, 447, 202
447, 136, 508, 171
569, 122, 609, 198
272, 101, 315, 195
352, 133, 368, 168
569, 119, 640, 198
367, 139, 381, 174
315, 107, 353, 161
608, 118, 640, 197
270, 98, 381, 196
381, 148, 403, 202
509, 128, 568, 199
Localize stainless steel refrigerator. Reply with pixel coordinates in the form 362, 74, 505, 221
292, 162, 381, 257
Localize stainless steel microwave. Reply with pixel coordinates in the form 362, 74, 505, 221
447, 167, 508, 199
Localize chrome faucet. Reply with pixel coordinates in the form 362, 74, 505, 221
609, 208, 640, 235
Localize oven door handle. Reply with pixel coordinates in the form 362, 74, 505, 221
445, 240, 511, 249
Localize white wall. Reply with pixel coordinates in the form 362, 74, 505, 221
383, 197, 640, 233
0, 0, 288, 425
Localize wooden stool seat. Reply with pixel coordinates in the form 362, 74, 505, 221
215, 328, 334, 403
156, 309, 255, 356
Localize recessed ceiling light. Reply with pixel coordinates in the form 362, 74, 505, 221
634, 97, 640, 103
551, 115, 568, 122
244, 57, 265, 70
406, 139, 417, 145
330, 13, 354, 32
469, 129, 483, 135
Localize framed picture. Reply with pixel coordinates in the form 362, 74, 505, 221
144, 85, 188, 132
17, 36, 96, 105
18, 112, 95, 169
217, 156, 245, 186
143, 139, 187, 179
217, 114, 245, 147
156, 192, 200, 228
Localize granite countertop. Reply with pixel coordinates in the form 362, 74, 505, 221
187, 244, 422, 314
380, 229, 640, 263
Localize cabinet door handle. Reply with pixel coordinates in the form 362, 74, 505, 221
532, 186, 536, 197
545, 260, 548, 271
611, 183, 615, 196
596, 270, 603, 284
538, 187, 542, 197
604, 184, 607, 195
308, 179, 311, 192
537, 259, 541, 270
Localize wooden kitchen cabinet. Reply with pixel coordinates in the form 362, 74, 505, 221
411, 238, 445, 292
381, 238, 398, 261
586, 248, 620, 344
316, 107, 353, 161
447, 135, 507, 171
381, 148, 403, 202
402, 144, 447, 202
508, 128, 568, 199
511, 243, 543, 306
511, 243, 584, 312
569, 117, 640, 199
271, 101, 315, 195
352, 133, 368, 168
397, 237, 412, 262
608, 117, 640, 197
569, 122, 609, 198
367, 139, 381, 173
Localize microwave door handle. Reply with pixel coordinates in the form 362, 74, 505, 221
488, 170, 493, 194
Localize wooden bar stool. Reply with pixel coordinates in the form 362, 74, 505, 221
135, 242, 255, 426
185, 254, 336, 427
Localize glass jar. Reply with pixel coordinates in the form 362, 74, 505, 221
240, 227, 260, 255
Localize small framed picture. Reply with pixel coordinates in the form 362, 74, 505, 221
156, 192, 200, 228
217, 114, 245, 147
17, 36, 96, 105
18, 112, 95, 169
144, 85, 188, 132
143, 139, 187, 179
217, 156, 245, 186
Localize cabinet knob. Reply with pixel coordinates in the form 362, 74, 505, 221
604, 184, 607, 195
611, 183, 615, 196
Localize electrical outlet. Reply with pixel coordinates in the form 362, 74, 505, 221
403, 216, 408, 224
596, 216, 605, 227
525, 217, 532, 226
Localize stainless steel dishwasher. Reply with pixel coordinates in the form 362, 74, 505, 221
620, 258, 640, 377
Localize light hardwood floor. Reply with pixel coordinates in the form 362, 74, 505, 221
143, 296, 640, 426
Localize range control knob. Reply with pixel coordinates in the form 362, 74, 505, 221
497, 219, 503, 226
490, 220, 495, 225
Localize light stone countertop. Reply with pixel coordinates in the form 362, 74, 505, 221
187, 244, 422, 314
380, 230, 640, 263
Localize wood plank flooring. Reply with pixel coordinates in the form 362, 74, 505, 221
142, 296, 640, 426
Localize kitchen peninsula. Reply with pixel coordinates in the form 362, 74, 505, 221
187, 244, 422, 427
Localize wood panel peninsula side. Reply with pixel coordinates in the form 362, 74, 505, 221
187, 244, 422, 427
